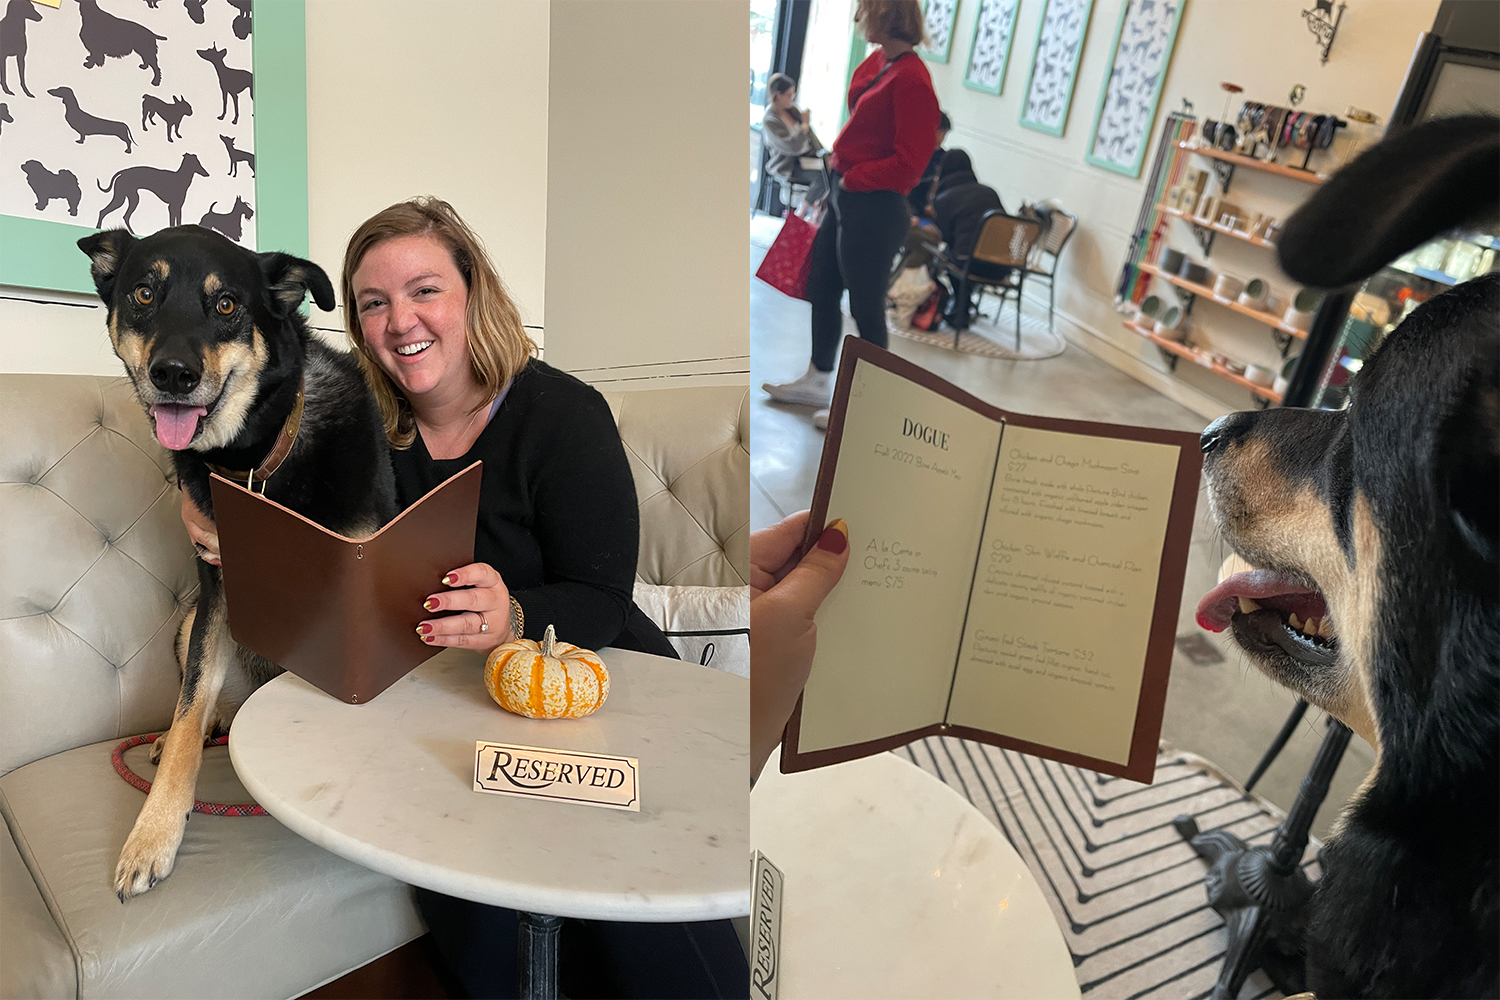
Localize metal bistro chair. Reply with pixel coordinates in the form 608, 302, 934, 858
1025, 207, 1077, 331
930, 211, 1041, 351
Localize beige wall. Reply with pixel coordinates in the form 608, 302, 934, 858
926, 0, 1440, 417
543, 0, 750, 388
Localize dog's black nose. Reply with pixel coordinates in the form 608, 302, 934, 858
1200, 415, 1235, 454
149, 359, 201, 395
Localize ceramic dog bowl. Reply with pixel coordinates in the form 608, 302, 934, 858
1213, 274, 1245, 300
1293, 288, 1322, 313
1283, 288, 1322, 331
1245, 364, 1276, 388
1160, 248, 1186, 274
1139, 294, 1163, 321
1238, 277, 1269, 310
1272, 355, 1299, 397
1180, 262, 1211, 285
1154, 307, 1187, 341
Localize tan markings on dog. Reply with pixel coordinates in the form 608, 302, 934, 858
109, 313, 150, 376
1341, 495, 1384, 752
114, 591, 234, 899
151, 259, 170, 279
192, 331, 269, 451
203, 273, 222, 295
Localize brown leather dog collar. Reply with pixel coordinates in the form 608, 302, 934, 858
209, 377, 305, 493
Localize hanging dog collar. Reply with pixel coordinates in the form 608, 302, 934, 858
209, 377, 305, 494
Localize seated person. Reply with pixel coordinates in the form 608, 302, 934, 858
929, 149, 1006, 332
906, 109, 952, 216
762, 72, 828, 214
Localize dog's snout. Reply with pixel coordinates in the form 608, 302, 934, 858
1201, 412, 1256, 455
149, 358, 201, 395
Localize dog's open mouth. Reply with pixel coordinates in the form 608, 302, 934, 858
148, 388, 223, 451
1196, 566, 1338, 665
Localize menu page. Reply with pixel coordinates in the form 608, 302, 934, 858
946, 424, 1181, 764
796, 359, 1003, 754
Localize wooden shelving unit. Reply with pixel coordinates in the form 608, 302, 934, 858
1155, 204, 1279, 250
1177, 141, 1329, 185
1123, 320, 1283, 404
1138, 261, 1308, 339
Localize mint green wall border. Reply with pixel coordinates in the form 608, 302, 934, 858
918, 0, 960, 63
0, 0, 308, 295
1017, 0, 1094, 137
1083, 0, 1185, 177
962, 0, 1021, 96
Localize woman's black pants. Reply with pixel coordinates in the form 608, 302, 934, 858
807, 180, 911, 372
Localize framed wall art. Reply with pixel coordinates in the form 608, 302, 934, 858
1085, 0, 1186, 177
918, 0, 960, 64
963, 0, 1021, 95
0, 0, 308, 296
1017, 0, 1094, 137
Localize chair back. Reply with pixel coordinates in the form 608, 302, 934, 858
1039, 209, 1078, 258
972, 212, 1041, 268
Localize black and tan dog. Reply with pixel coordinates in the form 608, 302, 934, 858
78, 225, 396, 899
1196, 115, 1498, 997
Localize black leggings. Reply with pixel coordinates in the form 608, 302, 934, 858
807, 180, 911, 372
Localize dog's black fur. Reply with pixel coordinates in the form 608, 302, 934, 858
1201, 114, 1498, 997
141, 93, 191, 142
50, 85, 135, 152
22, 159, 82, 216
78, 0, 166, 86
78, 225, 395, 898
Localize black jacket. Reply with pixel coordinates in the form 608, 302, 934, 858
932, 171, 1005, 261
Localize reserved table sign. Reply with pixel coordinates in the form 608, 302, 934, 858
751, 851, 785, 1000
472, 742, 640, 812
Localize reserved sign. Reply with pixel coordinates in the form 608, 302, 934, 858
472, 742, 640, 812
750, 851, 785, 1000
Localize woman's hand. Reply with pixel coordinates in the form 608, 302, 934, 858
181, 491, 221, 566
751, 511, 850, 781
418, 562, 514, 653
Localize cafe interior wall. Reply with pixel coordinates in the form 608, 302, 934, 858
927, 0, 1440, 418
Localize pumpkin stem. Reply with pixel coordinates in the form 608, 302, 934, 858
541, 624, 557, 658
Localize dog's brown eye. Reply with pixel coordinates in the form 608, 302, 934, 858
134, 286, 153, 305
216, 295, 235, 316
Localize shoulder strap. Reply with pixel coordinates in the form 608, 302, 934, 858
850, 51, 907, 108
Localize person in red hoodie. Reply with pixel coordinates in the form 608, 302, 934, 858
762, 0, 939, 428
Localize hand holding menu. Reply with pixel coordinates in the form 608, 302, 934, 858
210, 462, 481, 705
781, 340, 1202, 781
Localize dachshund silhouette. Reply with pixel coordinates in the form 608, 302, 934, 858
198, 195, 252, 242
96, 151, 208, 230
197, 44, 251, 124
22, 160, 82, 216
49, 86, 135, 152
227, 0, 250, 39
0, 0, 42, 99
0, 102, 11, 134
142, 93, 191, 141
79, 0, 167, 87
220, 133, 254, 176
184, 0, 205, 22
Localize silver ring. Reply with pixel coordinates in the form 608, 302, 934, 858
478, 612, 488, 634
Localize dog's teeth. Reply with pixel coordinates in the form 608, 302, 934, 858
1304, 616, 1320, 636
1238, 597, 1262, 614
1288, 612, 1303, 630
1318, 617, 1333, 638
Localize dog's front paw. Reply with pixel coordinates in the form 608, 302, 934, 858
113, 816, 186, 900
147, 733, 168, 766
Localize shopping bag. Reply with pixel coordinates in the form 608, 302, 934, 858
910, 284, 948, 331
755, 211, 818, 300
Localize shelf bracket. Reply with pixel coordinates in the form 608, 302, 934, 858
1254, 395, 1273, 411
1188, 220, 1217, 256
1211, 159, 1236, 195
1176, 287, 1197, 314
1272, 330, 1295, 357
1157, 348, 1180, 371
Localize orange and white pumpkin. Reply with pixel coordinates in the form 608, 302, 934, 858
484, 625, 610, 719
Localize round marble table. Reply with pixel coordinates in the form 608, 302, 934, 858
751, 747, 1080, 999
230, 646, 748, 996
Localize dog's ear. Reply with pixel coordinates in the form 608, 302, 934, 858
77, 229, 136, 303
1436, 292, 1500, 572
1278, 115, 1499, 289
257, 252, 337, 317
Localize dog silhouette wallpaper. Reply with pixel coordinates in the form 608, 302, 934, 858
0, 0, 257, 247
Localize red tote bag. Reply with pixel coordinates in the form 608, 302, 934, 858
755, 211, 818, 301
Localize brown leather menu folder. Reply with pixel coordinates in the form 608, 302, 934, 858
780, 338, 1203, 782
210, 461, 482, 705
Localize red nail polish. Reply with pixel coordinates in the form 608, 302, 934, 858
423, 635, 435, 644
816, 519, 848, 554
417, 623, 431, 635
443, 574, 458, 586
424, 598, 439, 612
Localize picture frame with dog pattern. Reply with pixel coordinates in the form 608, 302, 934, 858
918, 0, 960, 64
1083, 0, 1185, 177
963, 0, 1021, 96
1017, 0, 1094, 137
0, 0, 308, 295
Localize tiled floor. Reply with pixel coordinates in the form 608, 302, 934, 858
749, 213, 1374, 840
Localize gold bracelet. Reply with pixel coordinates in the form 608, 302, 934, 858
509, 596, 524, 642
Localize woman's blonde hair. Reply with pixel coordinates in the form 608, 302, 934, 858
342, 197, 534, 449
854, 0, 927, 46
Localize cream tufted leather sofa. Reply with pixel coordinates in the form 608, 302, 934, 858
0, 373, 749, 999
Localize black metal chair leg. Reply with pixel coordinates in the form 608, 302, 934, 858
1245, 699, 1309, 793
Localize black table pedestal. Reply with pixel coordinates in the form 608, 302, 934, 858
518, 911, 565, 1000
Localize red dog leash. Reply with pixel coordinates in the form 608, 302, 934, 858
111, 733, 267, 817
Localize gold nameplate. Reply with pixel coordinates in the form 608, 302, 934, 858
472, 741, 640, 812
750, 851, 785, 1000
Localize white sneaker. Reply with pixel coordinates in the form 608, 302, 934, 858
762, 364, 832, 407
813, 408, 829, 431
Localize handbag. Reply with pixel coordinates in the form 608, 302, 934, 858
755, 211, 818, 300
910, 284, 948, 331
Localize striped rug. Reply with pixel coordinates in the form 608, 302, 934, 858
896, 737, 1321, 1000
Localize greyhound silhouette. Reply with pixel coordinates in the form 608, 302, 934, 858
196, 44, 251, 124
227, 0, 250, 39
184, 0, 205, 22
49, 86, 135, 152
22, 160, 82, 216
79, 0, 166, 87
0, 102, 11, 134
142, 93, 191, 141
0, 0, 42, 98
198, 195, 253, 242
96, 151, 207, 230
220, 133, 254, 176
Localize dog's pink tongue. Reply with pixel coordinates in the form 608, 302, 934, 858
150, 404, 207, 450
1196, 570, 1320, 633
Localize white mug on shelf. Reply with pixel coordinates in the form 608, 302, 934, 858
1213, 274, 1245, 301
1237, 278, 1269, 310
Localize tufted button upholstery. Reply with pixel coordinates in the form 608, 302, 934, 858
601, 385, 750, 588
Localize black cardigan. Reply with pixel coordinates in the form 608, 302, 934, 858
389, 359, 675, 657
932, 174, 1005, 261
